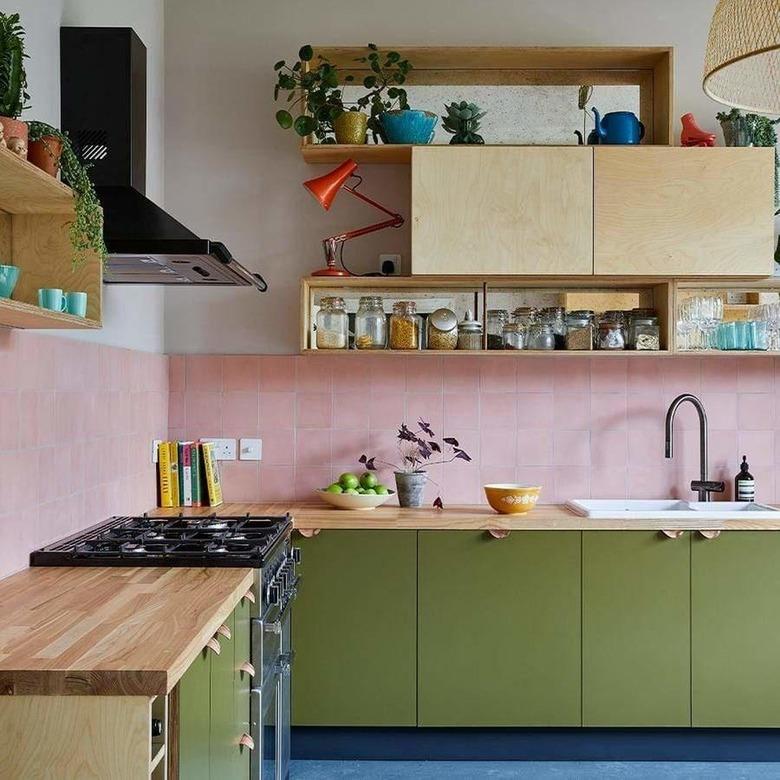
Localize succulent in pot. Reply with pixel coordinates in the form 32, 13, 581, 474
0, 12, 31, 157
442, 101, 486, 145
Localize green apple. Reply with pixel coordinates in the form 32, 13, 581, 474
363, 488, 377, 495
325, 483, 343, 494
375, 485, 389, 495
344, 487, 360, 495
339, 472, 360, 490
359, 471, 378, 490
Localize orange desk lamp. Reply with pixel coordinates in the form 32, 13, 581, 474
303, 159, 404, 277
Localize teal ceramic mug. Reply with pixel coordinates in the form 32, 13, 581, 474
38, 288, 67, 312
65, 291, 88, 317
0, 265, 20, 298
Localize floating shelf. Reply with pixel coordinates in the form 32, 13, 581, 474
0, 297, 100, 329
301, 348, 670, 357
0, 146, 75, 214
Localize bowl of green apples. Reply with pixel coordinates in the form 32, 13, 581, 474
317, 471, 395, 510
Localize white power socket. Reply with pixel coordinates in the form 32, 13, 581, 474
200, 438, 237, 460
239, 438, 263, 461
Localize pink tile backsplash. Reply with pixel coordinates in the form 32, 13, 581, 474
169, 354, 780, 508
0, 329, 168, 579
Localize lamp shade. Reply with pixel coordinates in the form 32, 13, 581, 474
303, 159, 358, 211
703, 0, 780, 114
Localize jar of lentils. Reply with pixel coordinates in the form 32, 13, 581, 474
486, 309, 509, 350
354, 296, 386, 350
457, 310, 483, 350
427, 308, 458, 350
316, 296, 348, 350
389, 301, 422, 350
565, 310, 594, 351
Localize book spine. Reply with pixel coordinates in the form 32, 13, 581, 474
202, 441, 224, 507
169, 441, 180, 507
191, 442, 202, 507
158, 441, 173, 508
182, 443, 193, 507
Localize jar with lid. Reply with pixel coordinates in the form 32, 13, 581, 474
427, 308, 458, 350
511, 307, 536, 328
526, 322, 556, 350
457, 310, 483, 350
502, 322, 525, 350
598, 318, 626, 350
629, 315, 661, 351
625, 308, 656, 349
565, 310, 594, 351
354, 296, 386, 350
389, 301, 422, 350
486, 309, 509, 350
316, 296, 348, 349
539, 307, 567, 349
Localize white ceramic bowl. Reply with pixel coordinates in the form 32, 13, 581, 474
316, 489, 395, 510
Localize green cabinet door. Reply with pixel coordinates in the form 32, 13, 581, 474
292, 530, 417, 726
210, 611, 235, 777
233, 595, 252, 777
418, 531, 581, 726
179, 646, 211, 780
692, 532, 780, 726
582, 531, 691, 726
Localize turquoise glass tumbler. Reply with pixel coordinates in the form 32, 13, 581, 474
0, 265, 20, 298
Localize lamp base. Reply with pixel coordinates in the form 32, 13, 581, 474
311, 266, 351, 277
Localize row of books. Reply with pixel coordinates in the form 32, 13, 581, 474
157, 441, 223, 508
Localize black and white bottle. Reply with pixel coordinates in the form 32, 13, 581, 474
734, 455, 755, 502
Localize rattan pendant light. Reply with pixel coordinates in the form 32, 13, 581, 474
703, 0, 780, 114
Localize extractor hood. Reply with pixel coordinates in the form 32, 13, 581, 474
60, 27, 266, 290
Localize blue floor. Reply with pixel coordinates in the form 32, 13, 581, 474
291, 761, 780, 779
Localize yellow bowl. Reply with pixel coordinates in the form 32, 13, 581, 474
483, 484, 542, 515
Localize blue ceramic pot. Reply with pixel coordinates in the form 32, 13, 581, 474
380, 110, 438, 144
0, 265, 20, 299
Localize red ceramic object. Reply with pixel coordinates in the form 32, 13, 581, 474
28, 136, 62, 177
681, 113, 717, 147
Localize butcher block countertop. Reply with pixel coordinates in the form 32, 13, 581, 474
0, 565, 253, 696
157, 502, 780, 532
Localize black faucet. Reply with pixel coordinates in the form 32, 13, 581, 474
664, 393, 725, 502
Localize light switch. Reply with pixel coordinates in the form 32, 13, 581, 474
240, 438, 262, 461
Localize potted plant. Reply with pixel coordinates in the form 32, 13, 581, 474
27, 121, 107, 267
441, 101, 486, 144
359, 418, 472, 508
0, 12, 30, 157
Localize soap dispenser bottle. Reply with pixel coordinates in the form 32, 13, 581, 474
734, 455, 755, 502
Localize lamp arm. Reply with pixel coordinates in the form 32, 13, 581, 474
344, 183, 402, 220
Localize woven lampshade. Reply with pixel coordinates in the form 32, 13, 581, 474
703, 0, 780, 114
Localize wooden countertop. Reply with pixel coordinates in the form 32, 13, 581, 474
156, 502, 780, 531
0, 566, 253, 696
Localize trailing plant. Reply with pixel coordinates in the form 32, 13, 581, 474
442, 101, 486, 144
0, 12, 29, 118
359, 418, 471, 508
354, 44, 413, 143
27, 121, 107, 267
273, 45, 348, 142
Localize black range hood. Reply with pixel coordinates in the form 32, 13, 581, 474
60, 27, 266, 290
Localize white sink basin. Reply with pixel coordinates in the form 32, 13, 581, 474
566, 499, 780, 519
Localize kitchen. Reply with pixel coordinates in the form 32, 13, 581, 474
2, 1, 780, 779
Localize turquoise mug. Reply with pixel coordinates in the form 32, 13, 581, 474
0, 264, 19, 298
38, 288, 66, 312
65, 291, 88, 317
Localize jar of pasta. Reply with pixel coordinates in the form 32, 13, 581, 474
389, 301, 422, 350
316, 296, 348, 350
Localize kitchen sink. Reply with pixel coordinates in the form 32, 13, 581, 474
566, 499, 780, 519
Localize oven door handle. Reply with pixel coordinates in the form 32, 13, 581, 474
257, 576, 300, 633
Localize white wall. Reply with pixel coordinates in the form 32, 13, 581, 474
12, 0, 166, 353
163, 0, 731, 354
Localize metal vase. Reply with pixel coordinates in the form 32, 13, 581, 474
394, 471, 428, 508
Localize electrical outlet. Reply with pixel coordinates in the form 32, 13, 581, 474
200, 438, 237, 460
379, 253, 401, 275
239, 438, 263, 461
151, 439, 163, 463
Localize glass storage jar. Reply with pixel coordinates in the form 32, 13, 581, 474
540, 307, 567, 349
502, 322, 525, 350
389, 301, 422, 350
316, 296, 348, 349
354, 296, 386, 350
565, 310, 594, 351
598, 318, 626, 350
512, 307, 537, 328
629, 315, 661, 351
427, 308, 458, 350
486, 309, 509, 350
526, 322, 556, 350
457, 310, 483, 350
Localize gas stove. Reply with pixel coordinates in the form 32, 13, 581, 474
29, 513, 292, 567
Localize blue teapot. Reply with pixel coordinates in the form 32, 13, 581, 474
591, 108, 645, 145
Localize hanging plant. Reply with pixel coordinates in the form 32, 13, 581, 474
27, 121, 107, 267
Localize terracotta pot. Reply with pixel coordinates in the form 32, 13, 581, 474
333, 111, 368, 144
28, 135, 62, 177
0, 116, 28, 158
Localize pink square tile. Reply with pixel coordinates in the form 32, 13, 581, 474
18, 390, 39, 447
591, 429, 628, 466
662, 357, 701, 397
222, 392, 260, 437
258, 466, 297, 501
590, 357, 627, 394
556, 466, 590, 500
259, 393, 295, 430
223, 356, 260, 392
367, 392, 405, 429
331, 430, 370, 466
516, 429, 553, 466
480, 394, 516, 429
443, 357, 479, 394
296, 393, 332, 429
516, 467, 556, 501
330, 355, 371, 394
260, 356, 296, 392
0, 391, 18, 450
590, 466, 628, 499
297, 358, 332, 393
185, 392, 222, 438
480, 427, 516, 467
626, 395, 666, 431
406, 356, 443, 393
333, 392, 370, 430
709, 430, 737, 479
627, 465, 679, 499
186, 355, 223, 392
627, 428, 665, 466
444, 393, 480, 431
590, 394, 627, 431
737, 357, 773, 393
480, 358, 516, 393
168, 392, 185, 430
701, 356, 737, 392
293, 467, 332, 498
738, 430, 773, 465
369, 356, 406, 393
553, 430, 590, 466
295, 429, 331, 466
553, 394, 591, 430
516, 393, 554, 430
737, 394, 773, 430
627, 358, 663, 395
516, 357, 554, 393
441, 461, 481, 504
220, 461, 261, 502
406, 394, 444, 433
553, 357, 589, 394
699, 393, 737, 431
481, 466, 516, 490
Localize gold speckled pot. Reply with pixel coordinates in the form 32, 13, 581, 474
333, 111, 368, 145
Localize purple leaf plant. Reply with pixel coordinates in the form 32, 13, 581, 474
359, 418, 472, 508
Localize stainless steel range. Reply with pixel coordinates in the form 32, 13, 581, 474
30, 513, 298, 780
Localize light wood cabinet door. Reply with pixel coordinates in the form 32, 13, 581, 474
412, 146, 594, 275
594, 147, 775, 277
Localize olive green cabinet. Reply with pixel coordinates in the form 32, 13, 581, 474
178, 643, 211, 780
418, 531, 581, 726
692, 532, 780, 727
292, 530, 417, 726
582, 532, 691, 726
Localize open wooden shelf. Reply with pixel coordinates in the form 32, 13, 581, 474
0, 146, 76, 214
0, 297, 100, 329
302, 348, 669, 357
